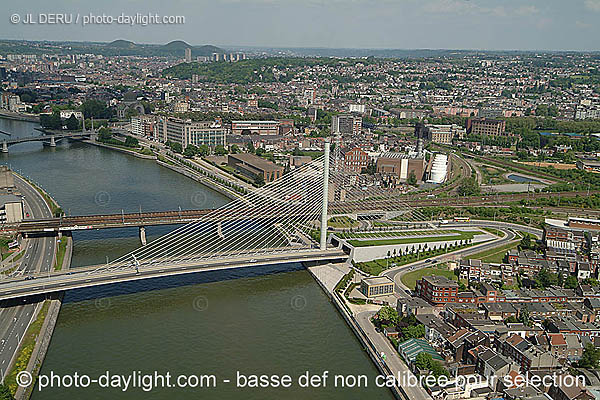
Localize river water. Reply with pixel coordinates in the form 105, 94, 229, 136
0, 118, 392, 399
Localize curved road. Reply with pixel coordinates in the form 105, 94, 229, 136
383, 220, 541, 293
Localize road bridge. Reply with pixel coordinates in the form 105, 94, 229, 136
1, 128, 94, 152
0, 249, 347, 303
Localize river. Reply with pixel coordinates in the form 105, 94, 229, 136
0, 118, 393, 399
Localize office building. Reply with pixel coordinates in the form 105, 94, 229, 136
130, 115, 157, 139
331, 114, 362, 136
416, 275, 459, 305
349, 104, 366, 113
231, 121, 279, 136
426, 124, 465, 144
360, 276, 395, 298
157, 117, 226, 149
184, 48, 192, 62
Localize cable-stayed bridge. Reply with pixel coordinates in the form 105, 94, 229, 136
0, 141, 430, 301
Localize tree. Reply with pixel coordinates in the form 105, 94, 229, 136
429, 360, 450, 378
183, 145, 198, 158
458, 177, 480, 196
80, 99, 114, 119
402, 324, 425, 340
169, 142, 183, 153
564, 275, 578, 289
214, 145, 228, 156
198, 144, 210, 156
124, 136, 139, 148
415, 352, 433, 370
518, 307, 531, 326
0, 383, 14, 400
362, 161, 377, 175
378, 306, 399, 324
407, 170, 417, 186
535, 268, 558, 289
577, 344, 600, 369
230, 144, 240, 154
519, 234, 533, 250
40, 110, 63, 130
246, 141, 255, 154
65, 114, 79, 131
97, 126, 112, 141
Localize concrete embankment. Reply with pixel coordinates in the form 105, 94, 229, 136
307, 264, 406, 400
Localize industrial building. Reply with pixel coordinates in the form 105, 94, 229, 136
228, 153, 284, 183
376, 152, 426, 183
467, 118, 507, 137
427, 153, 449, 184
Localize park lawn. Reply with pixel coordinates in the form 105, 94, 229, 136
355, 241, 478, 277
341, 229, 454, 238
348, 231, 479, 247
482, 227, 505, 238
328, 216, 359, 229
401, 267, 457, 290
466, 241, 520, 263
55, 237, 68, 271
356, 259, 389, 276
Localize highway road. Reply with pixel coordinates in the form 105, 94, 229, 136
0, 174, 56, 380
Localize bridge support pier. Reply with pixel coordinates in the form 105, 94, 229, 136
1, 141, 7, 153
49, 135, 56, 147
320, 139, 330, 250
139, 226, 147, 246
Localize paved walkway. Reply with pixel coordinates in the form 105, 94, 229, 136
308, 263, 431, 400
308, 263, 350, 292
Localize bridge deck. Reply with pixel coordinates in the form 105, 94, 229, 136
0, 249, 348, 302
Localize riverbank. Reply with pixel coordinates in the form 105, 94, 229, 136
0, 111, 40, 123
156, 159, 241, 201
307, 263, 413, 400
82, 139, 156, 160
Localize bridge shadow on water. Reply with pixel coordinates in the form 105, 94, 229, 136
0, 262, 308, 308
62, 261, 307, 304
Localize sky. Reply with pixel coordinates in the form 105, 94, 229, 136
2, 0, 600, 51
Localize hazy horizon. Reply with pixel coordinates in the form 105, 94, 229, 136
2, 0, 600, 52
